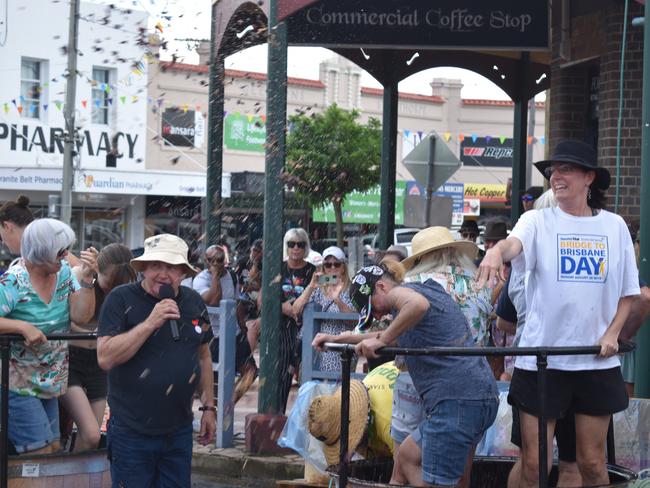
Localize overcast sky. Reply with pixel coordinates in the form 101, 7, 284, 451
95, 0, 528, 100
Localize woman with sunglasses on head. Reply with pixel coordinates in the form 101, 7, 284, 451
478, 140, 639, 488
292, 246, 355, 372
0, 219, 96, 455
60, 244, 137, 452
278, 228, 315, 412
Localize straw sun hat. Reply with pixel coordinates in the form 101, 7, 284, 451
131, 234, 199, 277
401, 226, 479, 270
308, 380, 370, 467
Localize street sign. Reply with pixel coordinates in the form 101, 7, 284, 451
403, 131, 461, 191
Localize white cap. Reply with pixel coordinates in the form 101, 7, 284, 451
322, 246, 346, 262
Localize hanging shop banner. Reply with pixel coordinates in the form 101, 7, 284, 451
285, 0, 549, 51
161, 108, 204, 149
461, 137, 513, 168
224, 114, 266, 152
464, 183, 507, 203
312, 181, 406, 224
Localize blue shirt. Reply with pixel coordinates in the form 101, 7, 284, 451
397, 280, 498, 412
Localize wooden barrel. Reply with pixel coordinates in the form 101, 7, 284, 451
7, 449, 110, 487
328, 457, 638, 488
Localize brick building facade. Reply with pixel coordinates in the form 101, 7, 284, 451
549, 0, 644, 224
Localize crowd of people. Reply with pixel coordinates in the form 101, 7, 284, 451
0, 139, 648, 488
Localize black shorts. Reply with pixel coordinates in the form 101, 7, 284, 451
67, 346, 107, 401
508, 367, 628, 419
510, 406, 577, 462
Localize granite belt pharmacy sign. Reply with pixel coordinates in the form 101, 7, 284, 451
0, 123, 143, 170
285, 0, 549, 50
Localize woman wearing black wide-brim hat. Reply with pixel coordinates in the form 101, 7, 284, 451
477, 139, 639, 485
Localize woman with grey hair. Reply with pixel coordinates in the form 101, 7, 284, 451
278, 227, 315, 413
0, 218, 96, 454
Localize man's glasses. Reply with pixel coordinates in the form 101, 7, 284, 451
324, 262, 342, 269
521, 194, 534, 202
543, 164, 580, 179
287, 241, 306, 249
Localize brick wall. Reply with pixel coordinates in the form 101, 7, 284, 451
548, 1, 643, 223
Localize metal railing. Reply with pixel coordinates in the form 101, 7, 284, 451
323, 341, 635, 488
0, 299, 238, 488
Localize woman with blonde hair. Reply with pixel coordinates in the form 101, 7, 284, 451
293, 246, 355, 372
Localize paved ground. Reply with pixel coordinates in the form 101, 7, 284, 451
191, 379, 305, 487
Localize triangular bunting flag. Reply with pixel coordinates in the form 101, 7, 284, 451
499, 136, 506, 144
43, 104, 48, 111
19, 95, 25, 103
28, 104, 36, 114
120, 96, 126, 104
81, 100, 87, 108
17, 106, 23, 114
247, 114, 254, 122
417, 131, 424, 141
55, 101, 63, 111
3, 104, 8, 114
224, 111, 228, 117
107, 98, 113, 105
471, 134, 477, 143
404, 130, 411, 139
94, 99, 101, 107
486, 136, 492, 143
183, 104, 188, 113
443, 132, 451, 142
458, 134, 465, 142
11, 99, 16, 107
131, 96, 138, 103
540, 136, 546, 145
527, 136, 534, 145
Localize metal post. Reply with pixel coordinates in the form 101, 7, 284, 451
377, 78, 398, 250
635, 1, 650, 398
511, 52, 530, 225
206, 1, 224, 245
258, 0, 288, 414
338, 347, 353, 488
536, 353, 549, 488
425, 135, 437, 226
216, 300, 236, 448
606, 417, 616, 465
0, 339, 10, 488
61, 0, 80, 225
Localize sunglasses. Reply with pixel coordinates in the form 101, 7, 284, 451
521, 194, 534, 202
543, 164, 580, 179
323, 262, 342, 269
56, 247, 70, 260
207, 256, 225, 264
287, 241, 306, 249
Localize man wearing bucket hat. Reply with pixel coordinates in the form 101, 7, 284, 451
349, 261, 498, 487
97, 234, 216, 487
478, 140, 639, 487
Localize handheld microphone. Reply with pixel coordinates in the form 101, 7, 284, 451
159, 284, 180, 341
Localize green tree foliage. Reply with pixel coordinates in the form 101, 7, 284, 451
284, 104, 381, 248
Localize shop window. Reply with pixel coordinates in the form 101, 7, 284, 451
91, 68, 111, 125
21, 58, 45, 119
145, 196, 202, 264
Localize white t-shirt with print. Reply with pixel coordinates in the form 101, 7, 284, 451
509, 207, 639, 371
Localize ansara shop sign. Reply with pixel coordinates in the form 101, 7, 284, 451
464, 183, 507, 203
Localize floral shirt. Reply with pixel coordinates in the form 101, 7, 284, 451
0, 260, 80, 398
310, 287, 355, 372
405, 265, 492, 346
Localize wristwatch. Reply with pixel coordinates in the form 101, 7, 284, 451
79, 277, 96, 289
198, 405, 217, 412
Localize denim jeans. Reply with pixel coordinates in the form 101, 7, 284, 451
107, 416, 193, 488
7, 392, 59, 453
